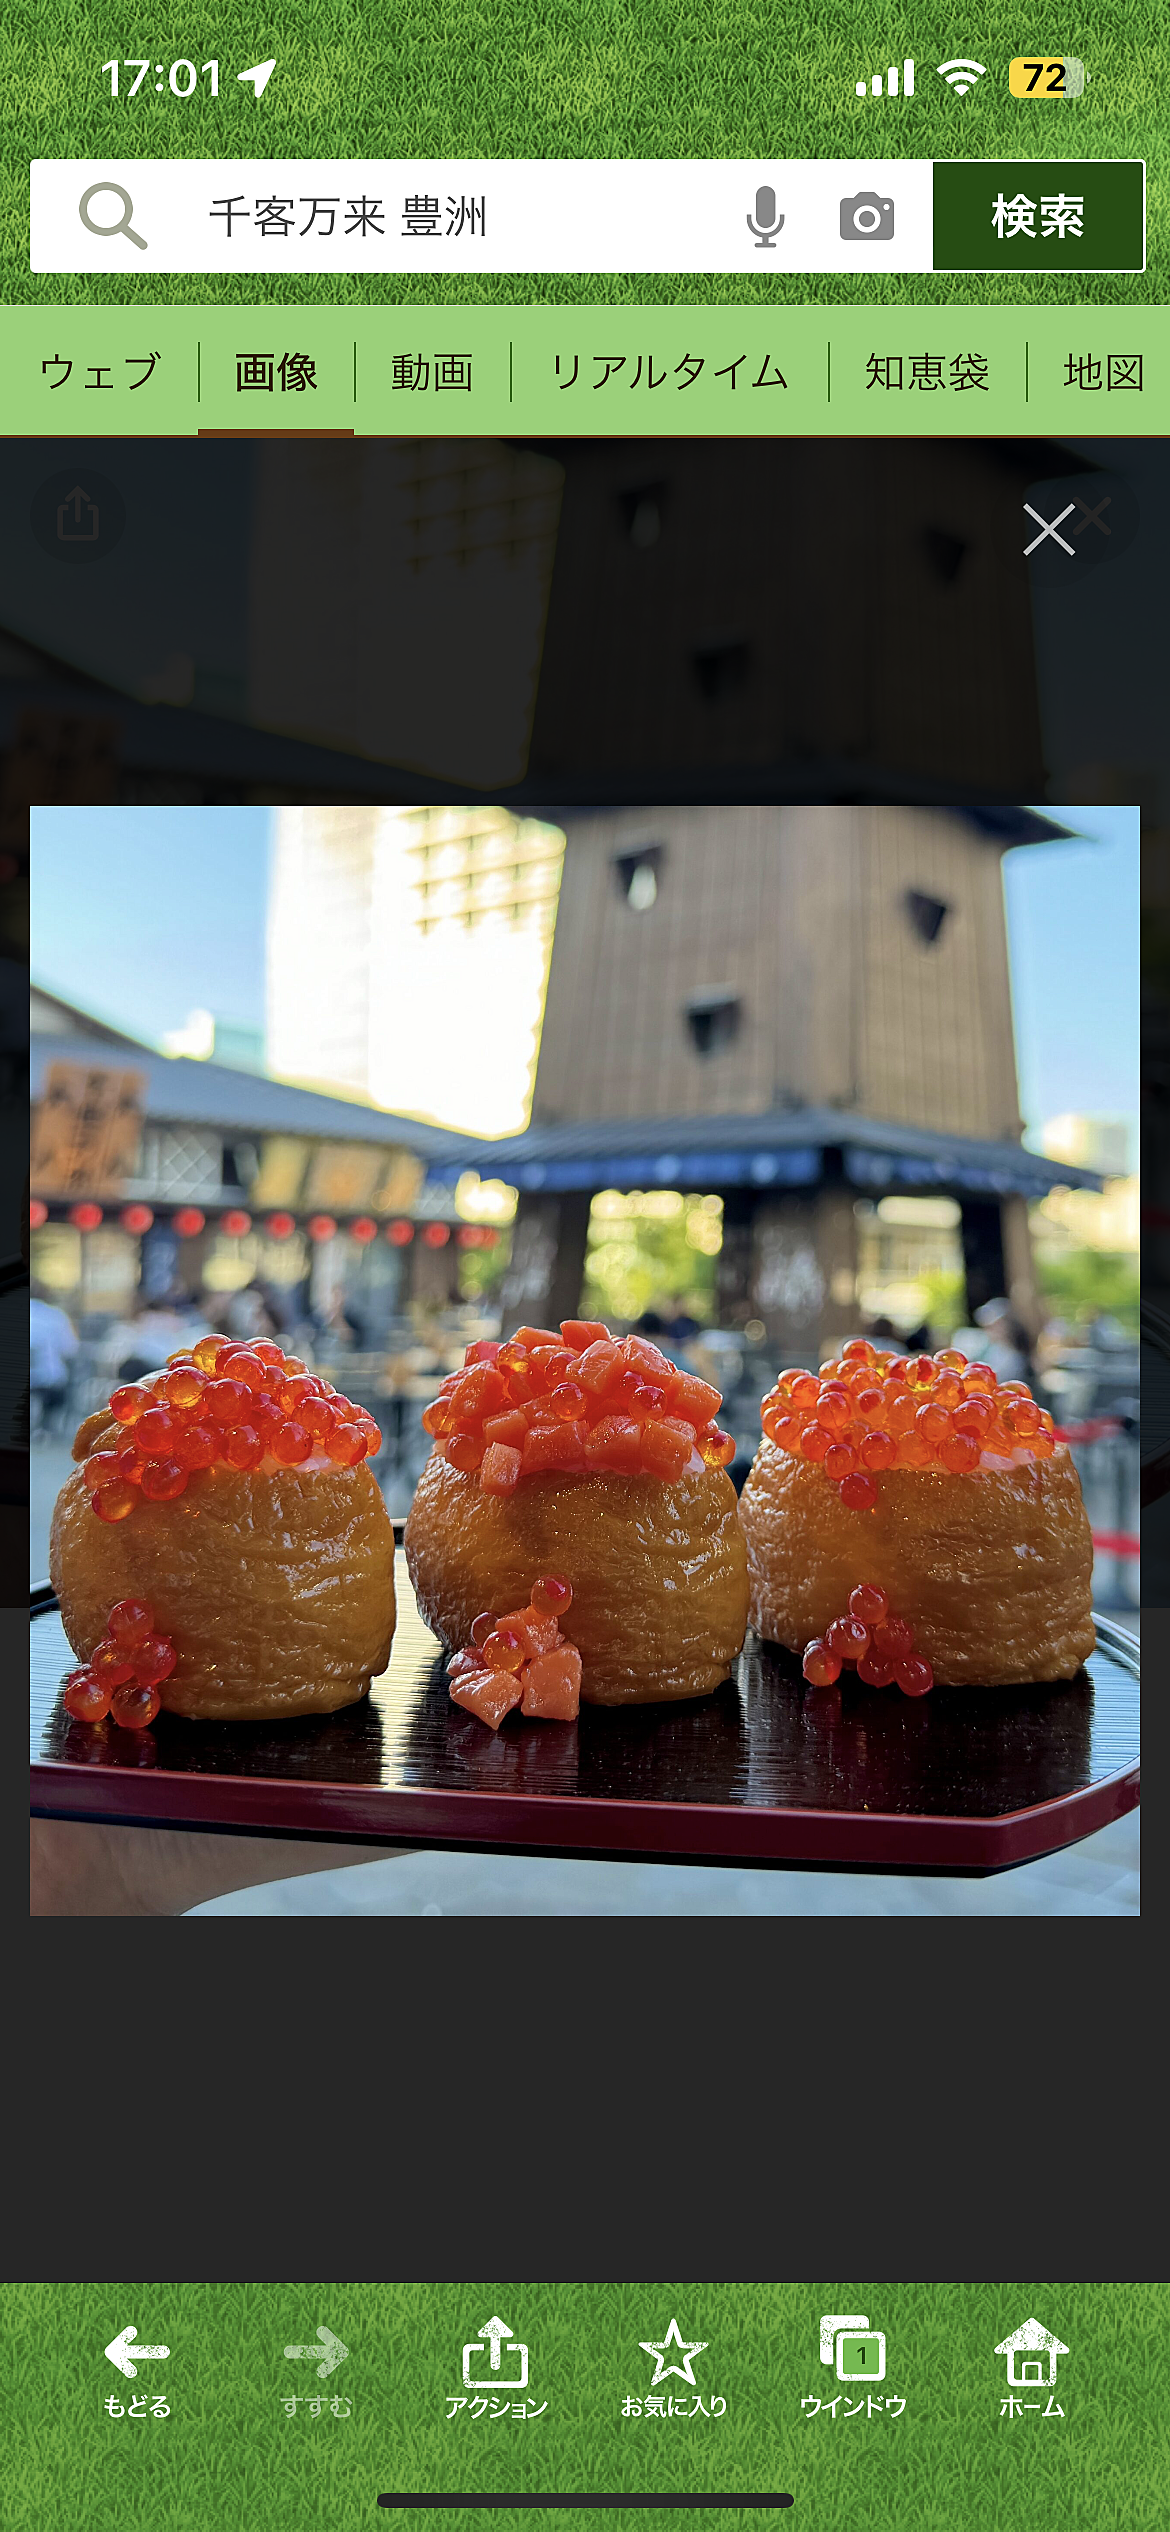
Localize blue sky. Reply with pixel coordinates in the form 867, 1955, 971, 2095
30, 803, 1139, 1159
1001, 805, 1139, 1164
31, 806, 272, 1044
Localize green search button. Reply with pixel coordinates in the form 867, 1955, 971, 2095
933, 160, 1145, 271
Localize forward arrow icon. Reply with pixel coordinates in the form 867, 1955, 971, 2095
237, 59, 276, 98
284, 2326, 348, 2379
105, 2327, 169, 2378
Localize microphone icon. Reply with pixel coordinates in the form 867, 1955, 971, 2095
747, 184, 784, 247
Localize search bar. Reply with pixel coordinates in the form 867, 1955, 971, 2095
31, 158, 934, 272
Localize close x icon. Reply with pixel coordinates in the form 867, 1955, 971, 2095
1022, 468, 1138, 580
1024, 492, 1113, 554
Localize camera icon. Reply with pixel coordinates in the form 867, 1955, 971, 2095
840, 190, 895, 241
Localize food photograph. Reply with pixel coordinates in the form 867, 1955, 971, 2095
29, 803, 1139, 1916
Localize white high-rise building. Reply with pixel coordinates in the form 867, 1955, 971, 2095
266, 806, 565, 1137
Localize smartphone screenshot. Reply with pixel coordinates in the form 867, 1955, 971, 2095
22, 17, 1147, 1947
15, 10, 1159, 2525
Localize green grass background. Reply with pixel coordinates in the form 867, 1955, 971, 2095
7, 1, 1166, 303
2, 2284, 1165, 2532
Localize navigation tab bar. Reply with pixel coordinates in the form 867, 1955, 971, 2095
6, 305, 1162, 434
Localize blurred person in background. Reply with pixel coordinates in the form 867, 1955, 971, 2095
309, 1288, 364, 1351
949, 1297, 1033, 1387
866, 1314, 910, 1357
98, 1289, 209, 1386
1034, 1314, 1072, 1377
29, 1286, 78, 1436
633, 1306, 695, 1369
258, 1279, 298, 1337
222, 1280, 278, 1344
1088, 1311, 1132, 1352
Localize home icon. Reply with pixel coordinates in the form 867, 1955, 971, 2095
994, 2319, 1069, 2387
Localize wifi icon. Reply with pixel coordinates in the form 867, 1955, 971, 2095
937, 58, 987, 93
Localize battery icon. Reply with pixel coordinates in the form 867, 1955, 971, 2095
1009, 57, 1086, 97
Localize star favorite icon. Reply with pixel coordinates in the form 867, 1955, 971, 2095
639, 2320, 709, 2387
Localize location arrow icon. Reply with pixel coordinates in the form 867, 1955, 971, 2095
237, 59, 276, 97
284, 2326, 348, 2379
105, 2327, 169, 2379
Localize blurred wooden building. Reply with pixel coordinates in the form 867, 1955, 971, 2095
5, 434, 1088, 810
428, 805, 1103, 1349
522, 438, 1061, 802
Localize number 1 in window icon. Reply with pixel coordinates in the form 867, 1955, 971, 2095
819, 2315, 887, 2382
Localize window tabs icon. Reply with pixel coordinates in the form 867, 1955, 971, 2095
820, 2314, 887, 2382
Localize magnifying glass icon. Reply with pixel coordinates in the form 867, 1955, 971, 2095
79, 181, 147, 249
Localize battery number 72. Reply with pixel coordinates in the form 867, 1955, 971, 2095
102, 59, 219, 96
1008, 56, 1066, 94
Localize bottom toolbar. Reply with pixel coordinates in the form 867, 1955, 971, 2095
7, 304, 1163, 434
15, 2284, 1161, 2532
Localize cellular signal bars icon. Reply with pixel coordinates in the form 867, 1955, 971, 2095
856, 59, 914, 97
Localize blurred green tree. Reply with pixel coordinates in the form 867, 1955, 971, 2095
1036, 1248, 1139, 1334
581, 1191, 721, 1324
457, 1235, 511, 1304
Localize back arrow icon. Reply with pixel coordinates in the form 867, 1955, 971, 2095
105, 2327, 170, 2378
284, 2326, 348, 2378
237, 59, 276, 97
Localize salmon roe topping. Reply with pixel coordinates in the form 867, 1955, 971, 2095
83, 1341, 379, 1522
803, 1589, 934, 1699
63, 1668, 115, 1723
425, 1325, 734, 1497
63, 1601, 176, 1728
760, 1344, 1055, 1512
447, 1572, 583, 1729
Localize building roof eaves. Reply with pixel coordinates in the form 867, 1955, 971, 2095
30, 1037, 469, 1158
426, 1106, 1104, 1193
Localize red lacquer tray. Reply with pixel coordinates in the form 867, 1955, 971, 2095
30, 1527, 1139, 1876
